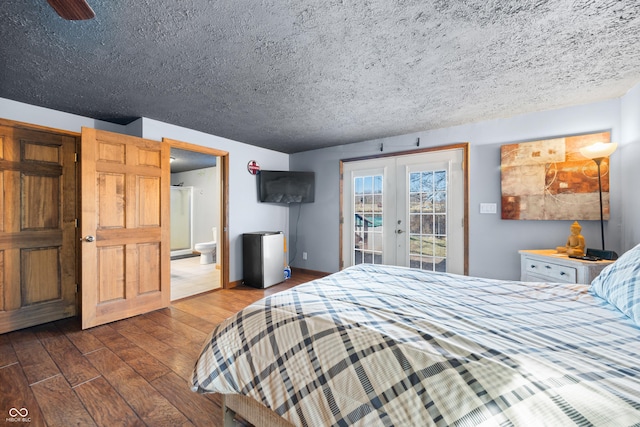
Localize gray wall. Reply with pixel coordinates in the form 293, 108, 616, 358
0, 98, 290, 283
289, 94, 640, 280
141, 118, 290, 282
3, 87, 640, 283
0, 97, 135, 135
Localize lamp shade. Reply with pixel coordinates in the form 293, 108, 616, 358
579, 142, 618, 159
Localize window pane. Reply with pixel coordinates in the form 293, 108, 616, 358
410, 172, 420, 192
421, 236, 435, 256
362, 232, 373, 251
374, 175, 383, 193
364, 176, 373, 193
422, 193, 433, 213
422, 214, 434, 234
374, 194, 383, 212
404, 167, 448, 270
410, 193, 421, 213
355, 177, 364, 195
422, 172, 433, 192
373, 214, 383, 229
353, 174, 383, 265
410, 255, 421, 269
434, 236, 447, 257
410, 214, 420, 234
409, 235, 420, 256
354, 250, 363, 265
435, 215, 446, 235
435, 171, 446, 191
354, 231, 363, 248
421, 256, 434, 271
434, 191, 446, 213
364, 195, 374, 212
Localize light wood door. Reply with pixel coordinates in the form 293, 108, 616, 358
80, 128, 170, 329
0, 123, 78, 333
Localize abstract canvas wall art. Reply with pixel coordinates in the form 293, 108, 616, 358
501, 131, 611, 220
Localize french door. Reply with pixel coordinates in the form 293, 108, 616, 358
341, 147, 467, 275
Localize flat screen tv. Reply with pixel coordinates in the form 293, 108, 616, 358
259, 170, 315, 204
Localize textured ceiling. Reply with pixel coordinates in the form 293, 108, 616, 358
1, 1, 640, 153
170, 147, 217, 173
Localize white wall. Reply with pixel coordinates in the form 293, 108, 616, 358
140, 118, 290, 282
171, 166, 219, 248
290, 97, 627, 280
620, 84, 640, 249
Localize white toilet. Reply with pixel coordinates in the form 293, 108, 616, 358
194, 227, 217, 265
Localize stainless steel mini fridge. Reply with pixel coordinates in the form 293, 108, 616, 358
242, 232, 285, 288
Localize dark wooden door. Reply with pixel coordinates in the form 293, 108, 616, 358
0, 121, 78, 333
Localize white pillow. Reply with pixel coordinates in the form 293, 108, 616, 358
590, 243, 640, 325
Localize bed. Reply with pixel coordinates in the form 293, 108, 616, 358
191, 245, 640, 426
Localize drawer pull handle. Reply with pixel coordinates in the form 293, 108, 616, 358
530, 265, 536, 268
560, 271, 566, 275
545, 265, 551, 269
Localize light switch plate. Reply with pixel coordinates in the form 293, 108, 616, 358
480, 203, 497, 214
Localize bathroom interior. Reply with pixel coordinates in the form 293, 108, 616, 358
170, 147, 222, 301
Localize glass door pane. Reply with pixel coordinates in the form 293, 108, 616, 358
354, 175, 383, 265
408, 170, 447, 272
170, 186, 193, 254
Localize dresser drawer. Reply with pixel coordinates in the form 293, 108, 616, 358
520, 250, 615, 285
525, 259, 577, 283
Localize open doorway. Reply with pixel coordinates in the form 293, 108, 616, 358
166, 140, 229, 300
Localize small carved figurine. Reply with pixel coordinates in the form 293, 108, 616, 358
556, 221, 586, 257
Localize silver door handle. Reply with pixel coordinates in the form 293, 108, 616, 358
83, 235, 95, 242
396, 229, 404, 234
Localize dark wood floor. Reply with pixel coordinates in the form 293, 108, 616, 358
0, 270, 325, 427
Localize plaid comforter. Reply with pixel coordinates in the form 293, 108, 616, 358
191, 264, 640, 426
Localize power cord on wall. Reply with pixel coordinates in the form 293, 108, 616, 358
289, 203, 302, 264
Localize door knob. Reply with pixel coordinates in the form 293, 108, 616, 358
395, 229, 404, 234
83, 235, 95, 242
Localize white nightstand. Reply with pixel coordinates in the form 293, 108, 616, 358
519, 249, 615, 284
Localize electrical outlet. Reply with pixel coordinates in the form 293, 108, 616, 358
302, 252, 308, 260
